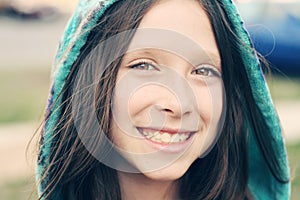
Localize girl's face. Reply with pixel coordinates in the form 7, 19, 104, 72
111, 0, 224, 180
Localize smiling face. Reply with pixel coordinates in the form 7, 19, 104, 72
110, 0, 224, 180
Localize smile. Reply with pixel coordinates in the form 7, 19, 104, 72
137, 127, 194, 144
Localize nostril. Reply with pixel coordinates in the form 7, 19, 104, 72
162, 108, 173, 113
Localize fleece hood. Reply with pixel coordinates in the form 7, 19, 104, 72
37, 0, 290, 199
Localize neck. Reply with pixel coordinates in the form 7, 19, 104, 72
118, 172, 178, 200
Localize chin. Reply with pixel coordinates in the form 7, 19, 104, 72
142, 166, 187, 181
137, 154, 197, 181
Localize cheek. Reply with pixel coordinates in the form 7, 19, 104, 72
194, 87, 212, 123
191, 81, 224, 157
113, 76, 166, 136
193, 81, 224, 128
127, 85, 173, 125
127, 86, 156, 118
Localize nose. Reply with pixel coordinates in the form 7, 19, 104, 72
155, 78, 195, 118
156, 100, 192, 118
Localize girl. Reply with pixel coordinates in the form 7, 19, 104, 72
36, 0, 290, 199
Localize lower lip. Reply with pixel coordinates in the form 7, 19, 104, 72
138, 129, 195, 154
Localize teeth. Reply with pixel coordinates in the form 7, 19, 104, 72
140, 129, 191, 144
148, 132, 154, 137
153, 131, 160, 140
171, 134, 180, 143
179, 134, 189, 141
161, 133, 171, 143
143, 131, 149, 136
145, 134, 152, 139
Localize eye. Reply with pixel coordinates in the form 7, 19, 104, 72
130, 61, 158, 71
191, 65, 221, 78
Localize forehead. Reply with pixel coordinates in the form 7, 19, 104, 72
137, 0, 220, 60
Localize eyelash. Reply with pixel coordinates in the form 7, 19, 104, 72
129, 61, 221, 78
192, 65, 221, 78
129, 61, 158, 71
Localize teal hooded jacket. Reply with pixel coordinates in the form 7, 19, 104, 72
36, 0, 290, 199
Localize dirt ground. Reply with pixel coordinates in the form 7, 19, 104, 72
0, 100, 299, 182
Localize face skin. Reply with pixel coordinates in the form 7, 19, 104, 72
110, 0, 224, 198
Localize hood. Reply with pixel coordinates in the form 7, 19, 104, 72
37, 0, 290, 199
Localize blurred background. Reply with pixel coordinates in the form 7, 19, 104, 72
0, 0, 299, 199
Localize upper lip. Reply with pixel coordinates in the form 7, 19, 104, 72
137, 127, 196, 134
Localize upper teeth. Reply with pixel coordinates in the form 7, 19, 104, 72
141, 129, 190, 144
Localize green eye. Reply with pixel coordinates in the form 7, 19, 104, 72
130, 62, 157, 71
193, 68, 210, 76
192, 65, 221, 78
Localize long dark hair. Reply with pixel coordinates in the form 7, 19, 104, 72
37, 0, 286, 199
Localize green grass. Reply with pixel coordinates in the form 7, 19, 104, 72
266, 75, 300, 100
0, 69, 50, 124
0, 177, 37, 200
287, 142, 300, 200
